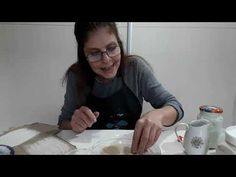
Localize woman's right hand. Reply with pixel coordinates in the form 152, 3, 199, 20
70, 106, 99, 133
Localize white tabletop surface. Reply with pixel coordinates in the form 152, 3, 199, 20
56, 129, 188, 155
0, 127, 217, 155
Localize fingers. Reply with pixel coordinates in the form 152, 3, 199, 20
94, 111, 100, 118
145, 124, 157, 150
132, 118, 162, 154
137, 122, 151, 154
154, 128, 162, 143
79, 106, 98, 125
71, 106, 99, 133
131, 121, 143, 154
77, 110, 93, 127
71, 116, 85, 133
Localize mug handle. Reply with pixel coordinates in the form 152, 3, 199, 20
174, 123, 189, 144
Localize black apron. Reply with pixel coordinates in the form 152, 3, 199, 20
86, 80, 142, 129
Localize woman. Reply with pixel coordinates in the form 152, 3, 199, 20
58, 22, 184, 154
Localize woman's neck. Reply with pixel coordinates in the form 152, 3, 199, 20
95, 76, 116, 83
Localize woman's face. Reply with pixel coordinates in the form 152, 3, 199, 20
84, 27, 121, 81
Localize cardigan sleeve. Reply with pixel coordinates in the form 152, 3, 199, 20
58, 72, 78, 125
124, 56, 184, 124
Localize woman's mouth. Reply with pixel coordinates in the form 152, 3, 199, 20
101, 63, 114, 72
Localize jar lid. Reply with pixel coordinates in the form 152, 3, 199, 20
199, 105, 223, 113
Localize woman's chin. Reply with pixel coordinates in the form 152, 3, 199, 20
103, 75, 115, 80
99, 72, 117, 81
102, 70, 117, 79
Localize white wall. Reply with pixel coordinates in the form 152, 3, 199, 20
0, 22, 127, 132
133, 23, 236, 127
0, 22, 236, 132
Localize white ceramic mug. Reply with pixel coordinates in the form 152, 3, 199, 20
175, 119, 211, 155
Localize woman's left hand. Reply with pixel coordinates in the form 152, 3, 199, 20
131, 111, 163, 154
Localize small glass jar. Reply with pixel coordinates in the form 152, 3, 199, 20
197, 105, 224, 149
0, 144, 15, 155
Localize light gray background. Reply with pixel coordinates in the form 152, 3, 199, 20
0, 22, 235, 132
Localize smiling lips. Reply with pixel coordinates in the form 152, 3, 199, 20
101, 63, 115, 72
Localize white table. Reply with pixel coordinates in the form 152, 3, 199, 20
56, 129, 188, 155
0, 126, 216, 155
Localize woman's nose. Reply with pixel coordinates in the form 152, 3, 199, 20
101, 52, 111, 63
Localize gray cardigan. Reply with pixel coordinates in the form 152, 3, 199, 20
58, 56, 184, 126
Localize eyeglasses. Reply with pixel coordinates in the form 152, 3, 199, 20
86, 45, 121, 62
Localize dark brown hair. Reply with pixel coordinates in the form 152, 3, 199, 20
63, 22, 128, 106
